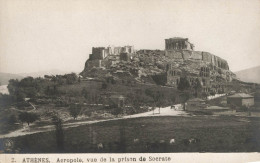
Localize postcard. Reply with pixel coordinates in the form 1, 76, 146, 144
0, 0, 260, 162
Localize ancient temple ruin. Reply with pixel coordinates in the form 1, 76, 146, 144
89, 46, 134, 60
165, 37, 194, 51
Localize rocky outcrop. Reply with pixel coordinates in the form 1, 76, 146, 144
80, 37, 235, 92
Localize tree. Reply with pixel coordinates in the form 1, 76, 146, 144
12, 89, 26, 102
8, 114, 18, 124
65, 73, 78, 84
202, 92, 209, 99
0, 94, 14, 108
111, 78, 116, 85
52, 115, 64, 152
81, 87, 88, 99
180, 91, 191, 111
153, 90, 165, 114
193, 78, 202, 97
7, 79, 19, 95
18, 112, 39, 126
111, 106, 122, 115
45, 85, 58, 96
101, 82, 108, 89
119, 120, 126, 152
69, 104, 81, 119
126, 92, 141, 111
209, 90, 216, 96
177, 77, 190, 91
145, 89, 165, 114
107, 100, 122, 115
20, 77, 34, 87
145, 89, 153, 97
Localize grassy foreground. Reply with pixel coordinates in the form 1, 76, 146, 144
2, 115, 260, 153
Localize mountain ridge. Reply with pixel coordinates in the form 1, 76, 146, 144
235, 65, 260, 84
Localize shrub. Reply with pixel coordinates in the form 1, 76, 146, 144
18, 112, 39, 126
69, 104, 81, 119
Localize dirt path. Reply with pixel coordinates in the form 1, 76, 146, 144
28, 102, 37, 111
0, 104, 186, 138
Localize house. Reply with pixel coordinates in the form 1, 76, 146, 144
227, 93, 254, 108
186, 98, 206, 111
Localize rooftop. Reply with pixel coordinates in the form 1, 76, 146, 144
228, 93, 254, 98
165, 37, 188, 40
110, 94, 125, 99
188, 98, 205, 102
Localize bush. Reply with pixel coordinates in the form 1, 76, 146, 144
101, 83, 108, 89
111, 107, 122, 115
0, 94, 14, 108
69, 104, 81, 119
178, 77, 191, 91
18, 112, 39, 126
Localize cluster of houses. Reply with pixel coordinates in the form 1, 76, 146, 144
105, 91, 255, 116
186, 92, 255, 114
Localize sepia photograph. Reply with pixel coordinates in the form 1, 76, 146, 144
0, 0, 260, 161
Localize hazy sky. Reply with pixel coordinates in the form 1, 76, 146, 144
0, 0, 260, 74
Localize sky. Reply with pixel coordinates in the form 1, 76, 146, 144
0, 0, 260, 74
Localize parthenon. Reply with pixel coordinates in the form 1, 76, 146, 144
165, 37, 194, 51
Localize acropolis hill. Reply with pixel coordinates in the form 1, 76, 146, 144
80, 37, 236, 94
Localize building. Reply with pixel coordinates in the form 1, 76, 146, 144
89, 46, 134, 61
227, 93, 254, 107
186, 98, 206, 111
165, 63, 211, 93
166, 64, 181, 86
165, 37, 194, 51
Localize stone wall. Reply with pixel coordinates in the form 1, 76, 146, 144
85, 60, 102, 69
120, 53, 133, 61
190, 51, 203, 60
165, 50, 229, 70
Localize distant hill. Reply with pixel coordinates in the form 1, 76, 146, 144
235, 66, 260, 83
19, 69, 73, 78
0, 72, 24, 85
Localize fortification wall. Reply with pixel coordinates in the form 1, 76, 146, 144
165, 50, 229, 70
85, 60, 101, 68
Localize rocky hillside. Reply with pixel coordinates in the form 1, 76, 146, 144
80, 49, 236, 88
